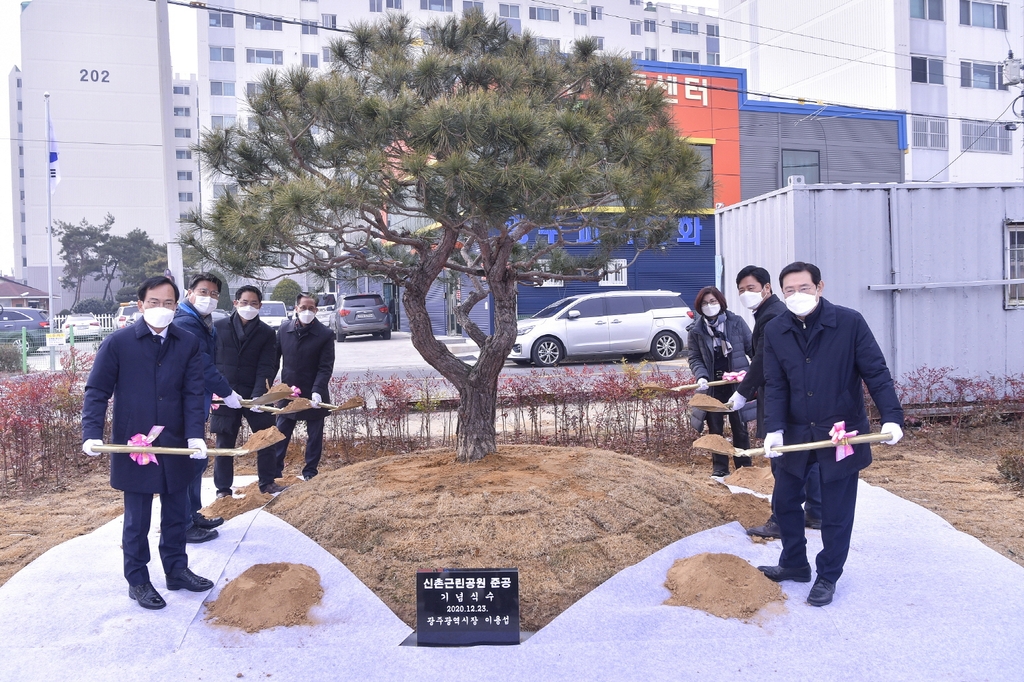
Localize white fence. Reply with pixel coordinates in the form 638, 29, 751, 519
50, 313, 117, 332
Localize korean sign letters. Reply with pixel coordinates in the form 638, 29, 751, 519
416, 568, 520, 646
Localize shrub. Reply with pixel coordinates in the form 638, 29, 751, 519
72, 298, 114, 315
0, 345, 22, 373
271, 278, 301, 305
115, 286, 137, 302
997, 449, 1024, 489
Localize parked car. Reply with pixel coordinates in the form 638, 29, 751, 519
62, 313, 102, 340
259, 301, 289, 329
210, 308, 230, 323
0, 307, 50, 352
329, 293, 392, 342
115, 304, 139, 328
509, 290, 693, 367
315, 305, 335, 326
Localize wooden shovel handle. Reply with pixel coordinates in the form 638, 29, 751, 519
735, 432, 895, 458
92, 445, 251, 457
641, 379, 741, 393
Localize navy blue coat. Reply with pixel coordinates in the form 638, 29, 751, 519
736, 293, 789, 437
82, 320, 206, 494
763, 297, 904, 483
276, 318, 334, 421
172, 300, 232, 414
209, 313, 280, 434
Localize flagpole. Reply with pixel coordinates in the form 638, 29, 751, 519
44, 92, 55, 369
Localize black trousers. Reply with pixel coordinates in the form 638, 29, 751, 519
274, 416, 325, 480
770, 457, 822, 521
212, 409, 277, 492
184, 458, 208, 530
775, 451, 859, 583
122, 489, 189, 586
705, 382, 751, 450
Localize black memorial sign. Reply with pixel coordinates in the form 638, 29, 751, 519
416, 568, 520, 646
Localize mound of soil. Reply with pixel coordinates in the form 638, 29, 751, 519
268, 445, 738, 631
205, 562, 323, 633
724, 466, 775, 496
707, 492, 771, 528
201, 482, 273, 522
663, 552, 784, 620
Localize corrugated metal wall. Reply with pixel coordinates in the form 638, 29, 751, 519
718, 183, 1024, 380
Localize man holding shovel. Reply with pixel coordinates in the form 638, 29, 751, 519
758, 262, 904, 607
81, 276, 215, 610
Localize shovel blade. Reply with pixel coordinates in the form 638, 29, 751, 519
238, 426, 287, 453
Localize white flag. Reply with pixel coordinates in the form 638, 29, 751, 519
48, 119, 60, 195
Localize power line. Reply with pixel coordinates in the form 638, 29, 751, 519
926, 97, 1017, 181
157, 0, 353, 34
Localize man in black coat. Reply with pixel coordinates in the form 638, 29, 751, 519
81, 276, 215, 610
210, 285, 284, 496
729, 265, 822, 537
758, 262, 904, 607
273, 292, 335, 481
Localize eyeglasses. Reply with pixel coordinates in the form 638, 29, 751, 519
192, 287, 220, 299
237, 299, 262, 308
144, 299, 177, 310
782, 284, 817, 296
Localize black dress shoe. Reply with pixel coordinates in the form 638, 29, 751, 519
185, 526, 219, 543
747, 516, 783, 538
807, 576, 835, 606
757, 564, 812, 583
805, 515, 822, 530
216, 490, 232, 499
193, 514, 224, 529
166, 567, 214, 592
128, 582, 167, 610
259, 482, 288, 495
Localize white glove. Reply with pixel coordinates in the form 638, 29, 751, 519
728, 391, 747, 411
223, 391, 243, 409
187, 438, 208, 459
881, 422, 903, 445
763, 431, 785, 458
696, 378, 709, 392
250, 405, 264, 413
82, 439, 103, 457
310, 392, 322, 408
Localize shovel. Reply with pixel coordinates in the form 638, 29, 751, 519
212, 382, 299, 408
260, 396, 366, 415
90, 426, 287, 458
694, 432, 896, 457
639, 378, 742, 394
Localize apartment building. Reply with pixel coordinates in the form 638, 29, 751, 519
720, 0, 1024, 183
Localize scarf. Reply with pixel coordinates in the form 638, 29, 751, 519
703, 314, 733, 355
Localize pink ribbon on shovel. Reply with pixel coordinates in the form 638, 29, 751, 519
722, 371, 747, 383
829, 421, 858, 462
291, 386, 302, 397
128, 425, 164, 466
210, 394, 221, 411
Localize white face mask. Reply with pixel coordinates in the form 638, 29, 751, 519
142, 306, 175, 329
739, 290, 766, 310
236, 305, 259, 321
785, 291, 819, 317
297, 310, 316, 325
701, 303, 721, 318
191, 295, 217, 315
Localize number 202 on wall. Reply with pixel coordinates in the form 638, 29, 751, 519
80, 69, 109, 83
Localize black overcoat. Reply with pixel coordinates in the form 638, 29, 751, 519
762, 297, 904, 483
82, 320, 207, 494
276, 318, 335, 420
209, 312, 280, 434
736, 293, 789, 437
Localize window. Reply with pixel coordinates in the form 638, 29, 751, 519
421, 0, 453, 10
630, 21, 641, 35
322, 47, 334, 63
248, 117, 259, 131
960, 1, 1008, 28
211, 115, 237, 129
529, 7, 559, 21
574, 11, 587, 25
179, 192, 193, 202
322, 14, 337, 28
672, 21, 698, 34
599, 259, 628, 287
210, 46, 234, 62
672, 50, 698, 63
536, 261, 563, 287
643, 19, 656, 32
180, 213, 190, 221
594, 37, 604, 50
961, 119, 1012, 153
177, 171, 193, 181
247, 81, 263, 96
537, 38, 561, 53
910, 0, 944, 20
301, 20, 318, 34
213, 183, 238, 198
629, 0, 642, 5
911, 56, 944, 84
174, 128, 191, 138
645, 47, 658, 60
176, 149, 192, 159
631, 50, 643, 60
246, 49, 283, 65
211, 81, 236, 96
371, 0, 382, 10
912, 117, 948, 149
960, 60, 1007, 89
464, 1, 483, 9
591, 6, 602, 20
173, 85, 190, 95
173, 107, 190, 116
209, 11, 234, 27
707, 52, 720, 65
707, 24, 719, 36
607, 296, 645, 315
1007, 223, 1024, 307
782, 149, 820, 184
569, 298, 606, 317
499, 4, 521, 32
245, 15, 282, 31
302, 53, 319, 68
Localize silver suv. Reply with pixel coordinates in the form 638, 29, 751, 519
330, 293, 393, 342
509, 290, 692, 367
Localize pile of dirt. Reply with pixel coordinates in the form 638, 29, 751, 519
268, 445, 736, 631
724, 466, 775, 496
205, 562, 323, 633
200, 482, 273, 522
663, 552, 785, 620
707, 492, 771, 528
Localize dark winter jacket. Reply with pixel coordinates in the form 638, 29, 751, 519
736, 293, 788, 437
762, 297, 904, 483
82, 321, 206, 494
171, 300, 232, 415
276, 318, 335, 420
687, 309, 755, 426
209, 312, 280, 434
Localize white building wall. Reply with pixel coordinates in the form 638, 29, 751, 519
8, 68, 25, 282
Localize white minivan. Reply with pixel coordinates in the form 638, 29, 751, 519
509, 290, 693, 367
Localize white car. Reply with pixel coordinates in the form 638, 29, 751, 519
63, 313, 102, 340
259, 301, 289, 329
509, 290, 693, 367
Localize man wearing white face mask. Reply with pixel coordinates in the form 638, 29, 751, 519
758, 261, 904, 607
172, 273, 243, 543
273, 292, 335, 481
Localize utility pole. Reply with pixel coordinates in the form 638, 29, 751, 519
44, 92, 56, 370
1001, 51, 1023, 181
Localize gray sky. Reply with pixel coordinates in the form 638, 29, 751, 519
0, 0, 197, 277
